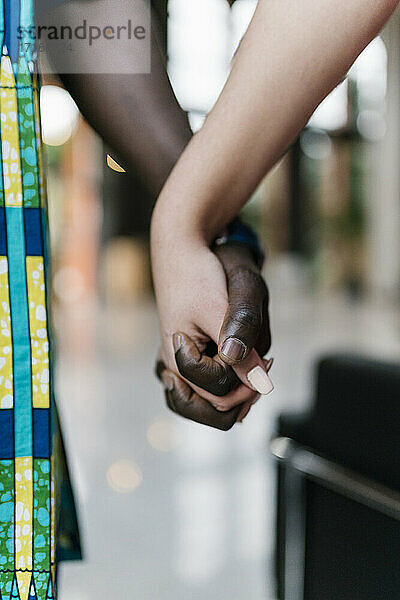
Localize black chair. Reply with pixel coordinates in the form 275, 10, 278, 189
272, 355, 400, 600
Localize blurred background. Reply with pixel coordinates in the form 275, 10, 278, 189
40, 1, 400, 598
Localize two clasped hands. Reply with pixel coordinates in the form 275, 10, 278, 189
152, 217, 274, 431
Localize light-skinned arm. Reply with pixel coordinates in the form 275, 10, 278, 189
153, 0, 399, 240
152, 0, 399, 410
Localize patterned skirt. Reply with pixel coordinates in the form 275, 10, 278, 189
0, 2, 81, 599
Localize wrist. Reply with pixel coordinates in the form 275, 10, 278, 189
151, 193, 209, 250
214, 218, 265, 270
150, 202, 209, 280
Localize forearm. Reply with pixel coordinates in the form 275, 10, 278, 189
153, 0, 399, 243
39, 0, 191, 196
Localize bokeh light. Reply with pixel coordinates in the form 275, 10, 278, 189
147, 419, 180, 452
40, 85, 80, 146
106, 459, 143, 494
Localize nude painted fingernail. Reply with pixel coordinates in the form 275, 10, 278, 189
220, 337, 247, 362
172, 333, 184, 353
247, 366, 274, 395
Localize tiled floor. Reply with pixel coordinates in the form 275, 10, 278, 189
55, 264, 400, 600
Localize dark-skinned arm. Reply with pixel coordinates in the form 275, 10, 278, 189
36, 0, 191, 196
38, 0, 265, 430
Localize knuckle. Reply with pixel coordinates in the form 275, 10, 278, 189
164, 391, 176, 413
230, 265, 266, 290
211, 374, 236, 397
211, 399, 234, 412
175, 362, 187, 379
181, 394, 196, 412
230, 305, 261, 332
175, 354, 196, 378
218, 418, 236, 432
177, 353, 239, 397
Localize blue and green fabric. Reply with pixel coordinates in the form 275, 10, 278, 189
0, 2, 81, 599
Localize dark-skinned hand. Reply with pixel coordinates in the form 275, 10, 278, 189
155, 243, 272, 431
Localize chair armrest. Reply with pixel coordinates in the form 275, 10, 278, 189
271, 437, 400, 522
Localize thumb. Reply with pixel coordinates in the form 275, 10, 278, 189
218, 265, 267, 365
217, 265, 274, 395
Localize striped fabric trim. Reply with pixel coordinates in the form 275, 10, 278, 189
0, 1, 55, 598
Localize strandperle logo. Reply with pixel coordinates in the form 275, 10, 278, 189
18, 19, 147, 46
23, 0, 151, 74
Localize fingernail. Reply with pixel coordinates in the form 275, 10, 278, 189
172, 333, 184, 353
247, 366, 274, 395
161, 372, 175, 392
220, 337, 247, 362
265, 358, 274, 373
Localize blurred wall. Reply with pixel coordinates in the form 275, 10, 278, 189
367, 9, 400, 299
